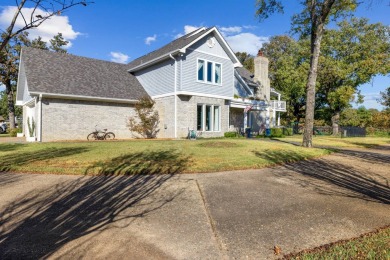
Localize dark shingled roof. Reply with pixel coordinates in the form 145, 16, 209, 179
127, 27, 214, 70
22, 47, 148, 100
236, 67, 257, 87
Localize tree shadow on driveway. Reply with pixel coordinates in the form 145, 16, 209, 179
0, 150, 190, 259
253, 150, 390, 204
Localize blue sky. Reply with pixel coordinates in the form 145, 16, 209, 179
1, 0, 389, 109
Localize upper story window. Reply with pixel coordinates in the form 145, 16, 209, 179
197, 59, 222, 85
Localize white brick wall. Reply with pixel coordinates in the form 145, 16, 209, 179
41, 98, 136, 141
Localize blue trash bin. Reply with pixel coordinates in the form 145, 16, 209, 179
265, 128, 271, 137
245, 128, 252, 138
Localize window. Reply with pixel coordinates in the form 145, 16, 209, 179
197, 60, 204, 81
197, 59, 222, 85
197, 104, 220, 132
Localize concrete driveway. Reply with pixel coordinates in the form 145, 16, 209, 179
0, 145, 389, 259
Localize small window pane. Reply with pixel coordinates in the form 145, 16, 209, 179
214, 106, 220, 131
198, 60, 204, 81
215, 63, 221, 84
205, 105, 212, 131
197, 105, 203, 130
207, 62, 213, 82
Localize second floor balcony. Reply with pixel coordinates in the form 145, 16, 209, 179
270, 100, 286, 111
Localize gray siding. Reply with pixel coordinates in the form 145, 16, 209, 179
134, 59, 175, 97
180, 49, 234, 98
41, 98, 136, 141
189, 35, 230, 59
234, 77, 250, 98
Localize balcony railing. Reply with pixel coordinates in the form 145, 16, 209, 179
270, 100, 286, 111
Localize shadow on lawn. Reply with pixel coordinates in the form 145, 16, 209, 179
0, 143, 26, 152
0, 150, 190, 259
254, 150, 390, 204
0, 147, 89, 172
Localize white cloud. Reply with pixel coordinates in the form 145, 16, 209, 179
352, 92, 384, 110
0, 6, 80, 48
110, 52, 129, 64
175, 25, 200, 38
219, 26, 242, 35
225, 33, 268, 56
145, 34, 157, 45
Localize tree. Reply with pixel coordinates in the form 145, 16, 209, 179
0, 0, 91, 55
0, 32, 30, 129
235, 52, 254, 73
256, 0, 359, 147
0, 33, 68, 129
261, 35, 309, 123
31, 36, 48, 50
50, 33, 68, 53
127, 97, 160, 139
316, 18, 390, 134
378, 86, 390, 108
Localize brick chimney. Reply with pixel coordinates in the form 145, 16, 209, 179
253, 50, 270, 101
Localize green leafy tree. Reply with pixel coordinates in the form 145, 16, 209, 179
0, 33, 68, 129
50, 33, 68, 53
261, 35, 309, 123
378, 86, 390, 108
127, 97, 160, 138
256, 0, 359, 147
316, 18, 390, 134
31, 36, 49, 50
0, 32, 30, 128
235, 52, 254, 73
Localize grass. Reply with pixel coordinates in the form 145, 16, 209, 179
278, 135, 390, 149
0, 139, 332, 175
285, 226, 390, 260
0, 134, 10, 137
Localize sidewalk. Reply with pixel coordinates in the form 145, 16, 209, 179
0, 145, 389, 259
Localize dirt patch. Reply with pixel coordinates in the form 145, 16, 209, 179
198, 141, 239, 148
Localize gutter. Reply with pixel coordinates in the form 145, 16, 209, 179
38, 94, 42, 142
29, 92, 139, 104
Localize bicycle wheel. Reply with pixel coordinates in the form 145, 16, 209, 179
87, 133, 96, 141
104, 132, 115, 140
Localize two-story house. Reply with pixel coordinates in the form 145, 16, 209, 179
16, 26, 286, 141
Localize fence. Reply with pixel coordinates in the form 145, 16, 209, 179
340, 126, 366, 137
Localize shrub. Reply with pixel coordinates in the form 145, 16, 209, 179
270, 128, 284, 138
127, 96, 160, 138
282, 127, 293, 136
224, 131, 237, 138
27, 117, 35, 137
9, 129, 18, 137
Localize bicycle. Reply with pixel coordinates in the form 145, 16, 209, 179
87, 126, 115, 141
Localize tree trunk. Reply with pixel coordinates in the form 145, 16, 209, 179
302, 30, 323, 147
5, 80, 16, 129
331, 111, 340, 135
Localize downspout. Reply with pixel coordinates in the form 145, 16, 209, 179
169, 54, 177, 138
38, 94, 43, 142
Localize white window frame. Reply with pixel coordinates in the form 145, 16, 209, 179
196, 58, 222, 86
196, 104, 221, 132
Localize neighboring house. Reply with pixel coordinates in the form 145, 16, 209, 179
16, 26, 286, 142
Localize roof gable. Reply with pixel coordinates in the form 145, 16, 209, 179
127, 27, 242, 72
21, 47, 148, 101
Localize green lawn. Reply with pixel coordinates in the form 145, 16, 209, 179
1, 139, 332, 175
279, 135, 390, 148
286, 226, 390, 260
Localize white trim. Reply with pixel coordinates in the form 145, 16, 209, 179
21, 98, 35, 106
128, 50, 181, 72
16, 51, 23, 103
37, 94, 42, 142
152, 91, 231, 100
196, 58, 222, 86
29, 92, 139, 103
186, 27, 207, 38
169, 54, 178, 139
128, 27, 242, 73
234, 70, 254, 96
196, 103, 221, 132
188, 48, 231, 61
180, 27, 241, 65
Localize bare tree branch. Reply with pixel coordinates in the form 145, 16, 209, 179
0, 0, 93, 55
